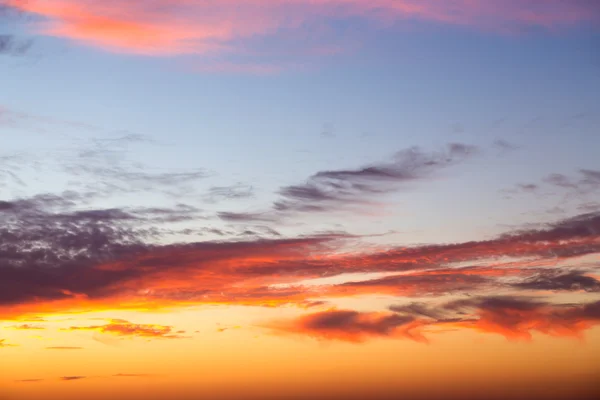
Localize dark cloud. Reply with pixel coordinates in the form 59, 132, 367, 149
440, 296, 600, 340
0, 2, 32, 56
543, 173, 577, 189
517, 183, 539, 192
273, 143, 478, 214
337, 273, 490, 297
389, 297, 600, 342
578, 202, 600, 212
60, 376, 87, 381
271, 309, 424, 343
221, 143, 478, 221
14, 379, 44, 383
542, 169, 600, 193
512, 271, 600, 292
218, 211, 276, 222
1, 181, 600, 318
493, 139, 520, 153
0, 34, 32, 55
580, 169, 600, 186
388, 302, 456, 321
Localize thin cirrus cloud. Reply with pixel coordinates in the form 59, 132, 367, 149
62, 319, 186, 340
0, 338, 17, 347
6, 323, 45, 330
220, 143, 478, 221
6, 0, 600, 63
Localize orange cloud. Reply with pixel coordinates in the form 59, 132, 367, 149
276, 298, 600, 343
270, 309, 429, 343
1, 202, 599, 321
447, 297, 600, 341
8, 0, 599, 58
0, 338, 17, 347
6, 323, 45, 330
63, 319, 186, 339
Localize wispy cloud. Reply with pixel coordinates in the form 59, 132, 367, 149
221, 143, 478, 220
269, 309, 426, 343
0, 338, 17, 347
63, 319, 186, 339
6, 0, 599, 70
6, 323, 45, 330
275, 296, 600, 343
46, 346, 83, 350
59, 376, 87, 381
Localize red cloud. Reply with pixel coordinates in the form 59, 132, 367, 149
447, 297, 600, 341
8, 0, 599, 57
1, 210, 599, 321
276, 298, 600, 343
270, 309, 429, 343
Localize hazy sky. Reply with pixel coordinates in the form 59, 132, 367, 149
1, 1, 600, 400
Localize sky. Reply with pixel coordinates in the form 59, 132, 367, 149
1, 1, 600, 399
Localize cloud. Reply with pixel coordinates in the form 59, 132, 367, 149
1, 174, 600, 320
46, 346, 83, 350
112, 373, 159, 378
14, 379, 44, 383
7, 323, 45, 330
204, 184, 254, 203
512, 271, 600, 292
0, 34, 32, 55
493, 139, 520, 154
63, 319, 186, 339
334, 273, 491, 297
0, 338, 17, 347
59, 376, 87, 381
270, 309, 427, 343
0, 2, 33, 56
544, 169, 600, 193
6, 0, 599, 70
225, 143, 478, 219
277, 297, 600, 343
64, 135, 208, 197
441, 296, 600, 340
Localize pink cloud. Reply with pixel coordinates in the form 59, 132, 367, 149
9, 0, 599, 58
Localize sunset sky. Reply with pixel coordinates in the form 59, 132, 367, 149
1, 1, 600, 400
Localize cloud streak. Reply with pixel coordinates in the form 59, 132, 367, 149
222, 143, 478, 220
6, 0, 599, 68
275, 296, 600, 343
63, 319, 186, 339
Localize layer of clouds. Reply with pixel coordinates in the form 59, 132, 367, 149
1, 178, 599, 321
274, 296, 600, 342
5, 0, 600, 70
